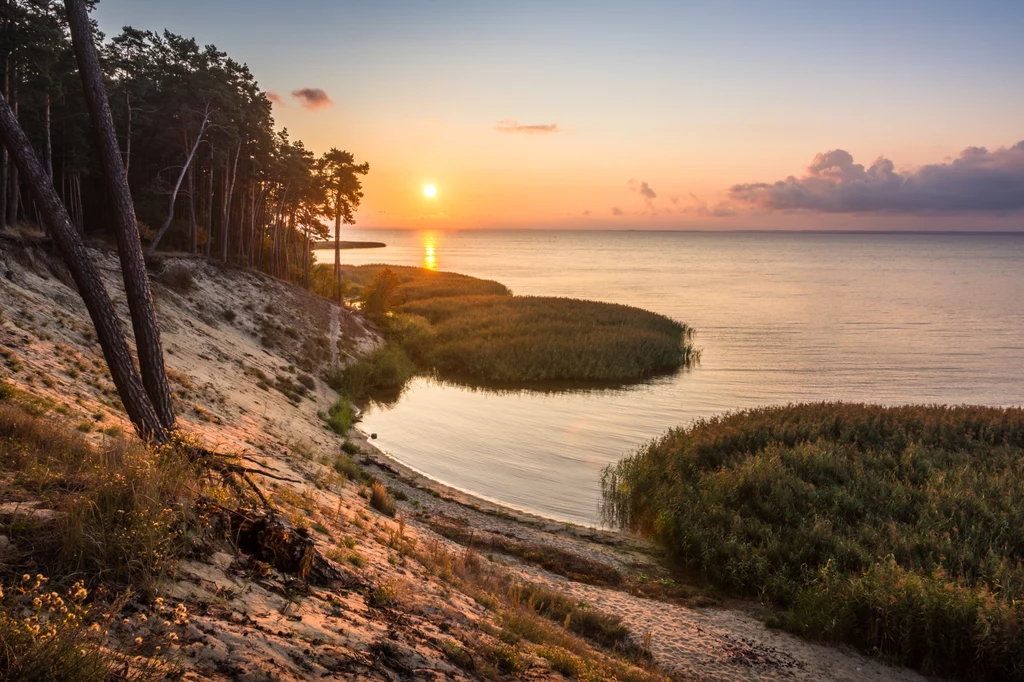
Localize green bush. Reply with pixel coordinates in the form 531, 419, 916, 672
601, 403, 1024, 680
358, 267, 402, 322
328, 343, 415, 398
325, 397, 353, 435
333, 452, 365, 482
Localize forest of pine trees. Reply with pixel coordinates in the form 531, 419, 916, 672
0, 0, 368, 292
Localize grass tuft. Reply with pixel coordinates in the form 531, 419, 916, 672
369, 480, 396, 517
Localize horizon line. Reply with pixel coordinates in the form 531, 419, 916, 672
341, 227, 1024, 236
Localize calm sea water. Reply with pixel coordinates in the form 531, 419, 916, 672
315, 230, 1024, 526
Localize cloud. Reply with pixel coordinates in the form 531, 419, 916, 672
628, 179, 657, 199
495, 120, 559, 134
611, 207, 624, 216
291, 88, 333, 110
266, 91, 284, 106
686, 193, 736, 217
730, 142, 1024, 214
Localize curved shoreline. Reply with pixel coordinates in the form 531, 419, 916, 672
350, 424, 611, 533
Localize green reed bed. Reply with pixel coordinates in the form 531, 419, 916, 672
339, 264, 699, 387
402, 294, 695, 383
601, 403, 1024, 680
338, 263, 510, 301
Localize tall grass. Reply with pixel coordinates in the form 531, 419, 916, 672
403, 294, 697, 383
339, 264, 510, 301
0, 397, 212, 589
340, 265, 699, 385
601, 403, 1024, 680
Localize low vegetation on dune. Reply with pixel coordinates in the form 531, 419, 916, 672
336, 264, 698, 390
601, 402, 1024, 680
0, 384, 220, 679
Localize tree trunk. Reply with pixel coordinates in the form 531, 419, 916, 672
204, 151, 214, 256
71, 171, 83, 234
284, 211, 294, 280
7, 68, 17, 226
220, 143, 239, 262
0, 55, 8, 232
65, 0, 175, 431
303, 230, 310, 289
123, 91, 131, 175
256, 191, 267, 270
333, 190, 341, 302
43, 93, 52, 181
239, 182, 250, 262
0, 90, 167, 442
147, 105, 210, 256
248, 183, 260, 267
187, 162, 197, 254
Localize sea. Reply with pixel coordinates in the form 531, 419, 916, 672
314, 230, 1024, 526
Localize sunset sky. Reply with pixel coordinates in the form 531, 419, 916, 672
95, 1, 1024, 230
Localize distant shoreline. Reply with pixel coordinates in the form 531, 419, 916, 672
312, 240, 387, 249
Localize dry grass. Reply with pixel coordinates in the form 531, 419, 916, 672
427, 517, 623, 586
369, 480, 396, 517
413, 538, 667, 682
158, 262, 196, 293
0, 398, 215, 590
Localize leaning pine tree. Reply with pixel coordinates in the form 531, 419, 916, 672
0, 93, 167, 442
0, 0, 175, 443
64, 0, 176, 432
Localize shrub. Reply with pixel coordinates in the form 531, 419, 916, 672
160, 262, 195, 293
440, 639, 475, 670
329, 343, 415, 398
325, 397, 353, 435
601, 403, 1024, 679
359, 267, 402, 322
369, 480, 396, 516
333, 452, 364, 482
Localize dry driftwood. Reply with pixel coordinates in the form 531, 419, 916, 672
229, 512, 358, 587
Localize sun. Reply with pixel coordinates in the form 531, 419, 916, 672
423, 184, 437, 198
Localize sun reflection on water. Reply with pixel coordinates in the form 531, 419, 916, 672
423, 236, 438, 270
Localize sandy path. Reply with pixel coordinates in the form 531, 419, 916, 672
516, 566, 930, 682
